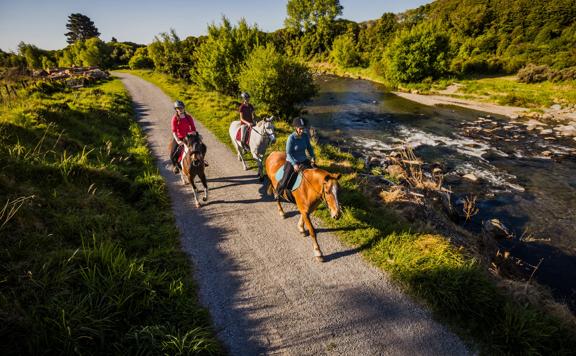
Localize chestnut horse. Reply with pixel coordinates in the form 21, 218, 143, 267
180, 133, 208, 207
265, 151, 342, 262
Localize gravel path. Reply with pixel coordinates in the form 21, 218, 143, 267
116, 73, 470, 355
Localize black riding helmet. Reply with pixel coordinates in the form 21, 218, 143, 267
292, 117, 307, 128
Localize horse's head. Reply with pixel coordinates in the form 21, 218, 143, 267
184, 133, 203, 163
258, 116, 276, 144
322, 172, 342, 219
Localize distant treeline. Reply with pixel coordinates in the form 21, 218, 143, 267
1, 0, 575, 86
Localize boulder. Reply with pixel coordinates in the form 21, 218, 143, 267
483, 219, 513, 239
462, 173, 479, 182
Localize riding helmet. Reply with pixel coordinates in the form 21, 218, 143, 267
292, 117, 307, 128
240, 92, 250, 100
174, 100, 185, 109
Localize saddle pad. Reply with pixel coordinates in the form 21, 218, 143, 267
275, 165, 302, 191
235, 126, 251, 145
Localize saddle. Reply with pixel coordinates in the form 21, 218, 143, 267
235, 126, 251, 150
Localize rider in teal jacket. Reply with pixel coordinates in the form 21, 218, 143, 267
276, 117, 316, 198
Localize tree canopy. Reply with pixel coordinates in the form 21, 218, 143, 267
65, 13, 100, 44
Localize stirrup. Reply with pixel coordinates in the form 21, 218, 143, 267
204, 160, 209, 167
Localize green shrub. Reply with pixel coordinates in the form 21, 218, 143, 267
330, 33, 360, 68
384, 24, 451, 83
517, 63, 551, 83
129, 54, 154, 70
238, 45, 317, 119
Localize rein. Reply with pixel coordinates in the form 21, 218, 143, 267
300, 169, 328, 203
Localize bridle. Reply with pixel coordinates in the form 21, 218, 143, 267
183, 140, 203, 167
300, 169, 330, 204
250, 121, 275, 142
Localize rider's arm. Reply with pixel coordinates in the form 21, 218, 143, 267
173, 132, 183, 145
306, 134, 316, 161
171, 116, 183, 144
286, 134, 297, 165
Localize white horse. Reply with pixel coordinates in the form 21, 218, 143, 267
229, 117, 276, 179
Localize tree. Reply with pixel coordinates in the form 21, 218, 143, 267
285, 0, 343, 33
239, 45, 317, 119
330, 33, 359, 67
191, 17, 262, 94
384, 24, 451, 83
65, 13, 100, 44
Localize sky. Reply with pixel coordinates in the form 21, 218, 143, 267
0, 0, 433, 52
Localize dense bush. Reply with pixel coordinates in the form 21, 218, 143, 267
129, 47, 154, 69
384, 25, 451, 83
330, 33, 360, 68
517, 64, 552, 83
147, 30, 196, 79
518, 63, 576, 83
191, 17, 263, 95
238, 45, 316, 119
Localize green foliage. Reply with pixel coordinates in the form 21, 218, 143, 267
285, 0, 343, 33
0, 79, 221, 355
107, 41, 143, 68
384, 24, 451, 83
147, 29, 197, 79
330, 33, 359, 68
65, 13, 100, 44
129, 47, 154, 70
238, 45, 317, 119
191, 17, 263, 95
56, 38, 112, 68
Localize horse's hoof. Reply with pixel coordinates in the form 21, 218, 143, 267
279, 212, 286, 219
202, 197, 207, 202
195, 203, 201, 208
315, 255, 325, 263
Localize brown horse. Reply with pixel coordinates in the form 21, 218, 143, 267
180, 133, 208, 207
265, 151, 342, 262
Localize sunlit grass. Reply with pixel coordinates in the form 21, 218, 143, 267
0, 79, 221, 354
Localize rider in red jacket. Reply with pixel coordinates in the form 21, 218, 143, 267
169, 100, 207, 173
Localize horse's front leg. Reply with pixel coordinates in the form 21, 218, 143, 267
301, 211, 324, 262
298, 215, 305, 234
199, 172, 208, 202
190, 177, 201, 208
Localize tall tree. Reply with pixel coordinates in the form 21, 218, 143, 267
284, 0, 343, 33
65, 13, 100, 44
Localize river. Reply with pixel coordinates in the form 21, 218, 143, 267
304, 74, 576, 310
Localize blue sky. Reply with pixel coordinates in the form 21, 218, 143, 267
0, 0, 433, 52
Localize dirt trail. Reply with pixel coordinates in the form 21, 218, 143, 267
116, 73, 469, 355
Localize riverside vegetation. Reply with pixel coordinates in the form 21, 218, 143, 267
0, 79, 221, 354
127, 69, 576, 355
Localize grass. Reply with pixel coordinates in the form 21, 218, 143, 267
0, 79, 222, 354
127, 69, 576, 355
455, 77, 576, 108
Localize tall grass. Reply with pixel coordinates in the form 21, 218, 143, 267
127, 70, 576, 355
0, 79, 221, 354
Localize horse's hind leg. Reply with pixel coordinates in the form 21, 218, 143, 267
301, 212, 324, 262
276, 200, 286, 218
199, 172, 208, 202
